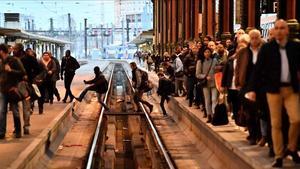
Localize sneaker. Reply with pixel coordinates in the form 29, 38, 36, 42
258, 137, 267, 147
272, 158, 282, 168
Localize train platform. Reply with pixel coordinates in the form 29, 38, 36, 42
146, 71, 299, 169
0, 61, 109, 169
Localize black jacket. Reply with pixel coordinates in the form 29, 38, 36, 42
85, 73, 107, 93
250, 40, 300, 93
132, 68, 147, 90
51, 57, 60, 81
21, 54, 41, 83
157, 77, 172, 96
221, 58, 235, 88
61, 56, 80, 76
183, 53, 196, 78
166, 66, 175, 81
0, 56, 26, 93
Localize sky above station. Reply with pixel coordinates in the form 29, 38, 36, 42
0, 0, 115, 30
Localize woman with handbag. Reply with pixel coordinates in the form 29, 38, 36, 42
37, 52, 57, 114
196, 48, 218, 123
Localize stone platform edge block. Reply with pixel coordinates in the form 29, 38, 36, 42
8, 101, 80, 169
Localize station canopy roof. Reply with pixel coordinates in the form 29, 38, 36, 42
0, 27, 71, 44
130, 29, 153, 45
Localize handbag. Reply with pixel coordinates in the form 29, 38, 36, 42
27, 84, 41, 100
7, 81, 30, 102
197, 60, 213, 86
212, 94, 229, 126
33, 70, 47, 86
143, 81, 153, 93
175, 70, 184, 77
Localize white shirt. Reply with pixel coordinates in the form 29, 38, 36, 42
174, 57, 183, 73
230, 59, 237, 89
250, 47, 258, 64
279, 47, 291, 83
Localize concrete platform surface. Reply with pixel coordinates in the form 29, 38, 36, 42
0, 60, 109, 169
147, 71, 299, 169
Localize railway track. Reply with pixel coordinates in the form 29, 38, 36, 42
85, 63, 176, 169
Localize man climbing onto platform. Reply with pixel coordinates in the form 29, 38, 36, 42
75, 66, 110, 111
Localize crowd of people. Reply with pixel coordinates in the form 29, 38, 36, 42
0, 43, 80, 139
140, 19, 299, 168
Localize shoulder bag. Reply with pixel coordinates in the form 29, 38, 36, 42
197, 60, 213, 86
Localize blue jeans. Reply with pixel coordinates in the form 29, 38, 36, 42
0, 93, 21, 136
203, 87, 218, 116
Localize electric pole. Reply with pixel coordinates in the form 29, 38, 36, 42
84, 18, 87, 59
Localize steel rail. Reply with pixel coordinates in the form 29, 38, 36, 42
123, 64, 176, 169
86, 63, 115, 169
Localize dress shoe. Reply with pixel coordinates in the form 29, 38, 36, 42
39, 108, 43, 114
57, 95, 61, 102
15, 132, 22, 138
248, 139, 257, 145
69, 98, 74, 103
24, 128, 30, 135
0, 134, 5, 139
272, 158, 282, 168
269, 148, 275, 157
62, 99, 67, 103
284, 149, 300, 163
206, 115, 212, 123
49, 100, 53, 104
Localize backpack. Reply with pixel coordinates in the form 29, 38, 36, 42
212, 95, 229, 126
140, 69, 149, 82
139, 69, 152, 92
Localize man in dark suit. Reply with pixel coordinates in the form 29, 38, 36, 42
61, 50, 80, 103
247, 19, 300, 168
